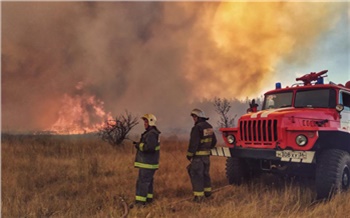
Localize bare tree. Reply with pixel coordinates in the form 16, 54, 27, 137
98, 111, 139, 147
213, 97, 237, 128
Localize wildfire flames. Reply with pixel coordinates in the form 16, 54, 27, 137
48, 83, 112, 135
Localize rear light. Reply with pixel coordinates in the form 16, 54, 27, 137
296, 134, 308, 146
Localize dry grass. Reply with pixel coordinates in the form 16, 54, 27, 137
2, 134, 350, 218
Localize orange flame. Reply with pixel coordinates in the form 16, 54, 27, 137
48, 83, 112, 135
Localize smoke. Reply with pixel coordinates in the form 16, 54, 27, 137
1, 2, 346, 134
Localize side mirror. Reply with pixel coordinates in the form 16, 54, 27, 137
335, 104, 344, 113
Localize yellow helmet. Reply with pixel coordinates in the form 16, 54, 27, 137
190, 108, 208, 120
141, 114, 157, 126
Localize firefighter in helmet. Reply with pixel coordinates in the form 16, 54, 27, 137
187, 108, 217, 202
133, 113, 161, 207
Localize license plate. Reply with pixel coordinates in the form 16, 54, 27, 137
276, 150, 315, 163
276, 150, 307, 159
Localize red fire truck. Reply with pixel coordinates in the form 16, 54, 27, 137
211, 70, 350, 199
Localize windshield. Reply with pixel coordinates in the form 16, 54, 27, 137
263, 89, 337, 110
263, 92, 293, 109
295, 89, 336, 108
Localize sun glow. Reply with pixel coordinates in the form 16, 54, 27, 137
184, 2, 339, 100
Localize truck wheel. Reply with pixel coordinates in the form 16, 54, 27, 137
226, 157, 249, 185
315, 149, 350, 200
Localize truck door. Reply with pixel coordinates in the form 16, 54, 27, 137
340, 91, 350, 132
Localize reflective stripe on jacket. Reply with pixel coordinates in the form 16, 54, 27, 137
187, 119, 217, 157
134, 127, 161, 169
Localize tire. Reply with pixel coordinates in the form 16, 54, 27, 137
225, 157, 250, 185
315, 149, 350, 200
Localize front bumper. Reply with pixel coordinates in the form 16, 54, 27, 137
211, 147, 315, 163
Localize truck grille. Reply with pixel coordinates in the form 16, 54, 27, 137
239, 119, 278, 143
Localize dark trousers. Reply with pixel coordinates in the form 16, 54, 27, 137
135, 168, 156, 203
188, 156, 211, 196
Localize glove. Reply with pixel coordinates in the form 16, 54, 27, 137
186, 155, 192, 161
134, 142, 139, 150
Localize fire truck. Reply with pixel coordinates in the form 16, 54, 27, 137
211, 70, 350, 199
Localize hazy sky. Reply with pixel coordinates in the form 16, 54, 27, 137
1, 1, 349, 134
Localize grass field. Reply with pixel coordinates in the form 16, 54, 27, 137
2, 134, 349, 217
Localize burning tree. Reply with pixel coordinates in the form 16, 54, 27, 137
213, 97, 237, 128
98, 111, 139, 147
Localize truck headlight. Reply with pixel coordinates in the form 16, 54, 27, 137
227, 135, 235, 144
296, 134, 308, 146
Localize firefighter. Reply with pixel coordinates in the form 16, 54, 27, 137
187, 108, 217, 202
133, 113, 161, 207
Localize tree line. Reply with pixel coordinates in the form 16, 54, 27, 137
98, 97, 262, 148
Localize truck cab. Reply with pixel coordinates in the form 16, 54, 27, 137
212, 70, 350, 199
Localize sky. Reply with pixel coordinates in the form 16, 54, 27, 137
1, 1, 349, 135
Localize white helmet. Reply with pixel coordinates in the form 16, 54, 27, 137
190, 108, 208, 120
141, 114, 157, 126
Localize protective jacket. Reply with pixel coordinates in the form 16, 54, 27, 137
187, 118, 217, 198
134, 126, 161, 170
187, 119, 217, 158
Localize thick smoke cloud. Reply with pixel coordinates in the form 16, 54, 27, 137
1, 2, 346, 134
